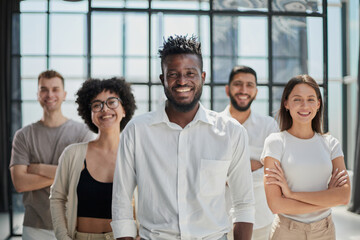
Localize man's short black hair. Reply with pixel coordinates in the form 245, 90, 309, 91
228, 65, 257, 85
158, 35, 203, 72
76, 77, 136, 133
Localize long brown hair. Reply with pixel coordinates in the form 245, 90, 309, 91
278, 75, 323, 133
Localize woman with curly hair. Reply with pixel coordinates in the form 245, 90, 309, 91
261, 75, 350, 239
50, 77, 136, 240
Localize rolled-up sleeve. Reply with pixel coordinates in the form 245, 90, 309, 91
111, 125, 137, 238
227, 125, 255, 224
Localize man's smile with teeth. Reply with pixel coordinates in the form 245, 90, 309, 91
235, 94, 249, 100
175, 87, 191, 92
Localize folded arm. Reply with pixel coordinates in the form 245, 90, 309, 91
250, 160, 263, 172
282, 156, 350, 207
264, 157, 328, 215
10, 165, 53, 192
28, 163, 57, 179
264, 156, 350, 215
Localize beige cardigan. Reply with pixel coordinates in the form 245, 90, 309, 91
50, 142, 89, 240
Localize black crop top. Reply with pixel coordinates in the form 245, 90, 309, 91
77, 159, 113, 219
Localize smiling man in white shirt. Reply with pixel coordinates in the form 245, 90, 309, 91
222, 66, 279, 240
111, 35, 255, 240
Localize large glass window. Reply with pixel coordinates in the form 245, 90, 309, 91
272, 16, 323, 84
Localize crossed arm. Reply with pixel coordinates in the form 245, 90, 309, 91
263, 156, 350, 215
250, 160, 263, 172
10, 163, 57, 193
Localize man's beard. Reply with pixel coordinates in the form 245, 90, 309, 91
164, 86, 203, 112
229, 93, 254, 112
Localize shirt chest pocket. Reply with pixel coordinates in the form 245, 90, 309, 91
200, 159, 231, 197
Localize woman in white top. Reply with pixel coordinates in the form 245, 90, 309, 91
261, 75, 350, 240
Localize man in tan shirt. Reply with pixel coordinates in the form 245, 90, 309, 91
9, 70, 93, 240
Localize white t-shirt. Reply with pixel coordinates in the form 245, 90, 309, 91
261, 131, 344, 223
221, 106, 278, 229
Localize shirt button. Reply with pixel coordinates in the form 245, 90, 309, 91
106, 235, 110, 239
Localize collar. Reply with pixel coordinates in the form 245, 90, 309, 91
150, 101, 215, 127
223, 104, 253, 125
223, 105, 232, 117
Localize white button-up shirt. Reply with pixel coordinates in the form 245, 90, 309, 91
222, 106, 278, 229
111, 103, 255, 240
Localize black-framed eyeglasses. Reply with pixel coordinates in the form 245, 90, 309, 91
89, 97, 123, 113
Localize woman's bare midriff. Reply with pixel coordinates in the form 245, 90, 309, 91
77, 217, 112, 233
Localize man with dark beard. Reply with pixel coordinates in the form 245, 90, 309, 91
111, 36, 255, 240
222, 66, 278, 240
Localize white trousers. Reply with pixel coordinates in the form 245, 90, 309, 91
22, 226, 56, 240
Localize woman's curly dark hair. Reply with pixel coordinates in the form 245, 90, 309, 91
76, 77, 136, 133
